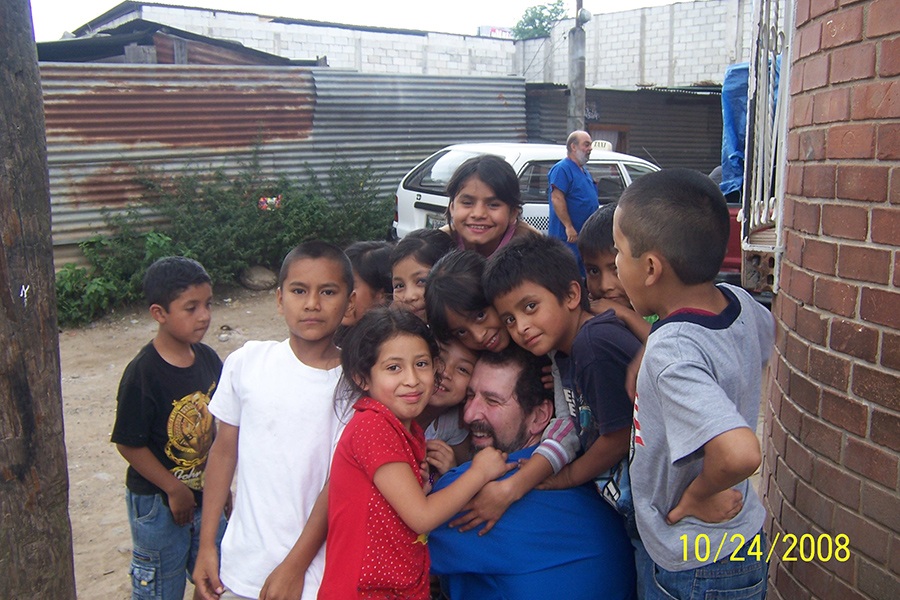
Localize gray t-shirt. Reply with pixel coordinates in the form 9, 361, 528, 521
631, 284, 774, 571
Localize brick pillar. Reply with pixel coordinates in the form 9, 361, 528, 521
762, 0, 900, 598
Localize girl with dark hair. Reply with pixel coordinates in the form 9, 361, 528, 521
341, 240, 394, 327
390, 229, 454, 322
318, 307, 511, 599
425, 250, 511, 353
438, 154, 538, 258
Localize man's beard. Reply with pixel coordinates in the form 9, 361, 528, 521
468, 419, 529, 455
574, 149, 589, 166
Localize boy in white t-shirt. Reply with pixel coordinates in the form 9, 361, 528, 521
193, 241, 355, 600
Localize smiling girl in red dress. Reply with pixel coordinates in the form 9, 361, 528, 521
317, 307, 512, 599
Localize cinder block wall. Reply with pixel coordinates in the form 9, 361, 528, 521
100, 1, 763, 86
762, 0, 900, 597
522, 0, 760, 87
137, 5, 516, 76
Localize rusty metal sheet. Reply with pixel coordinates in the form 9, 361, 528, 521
40, 64, 525, 267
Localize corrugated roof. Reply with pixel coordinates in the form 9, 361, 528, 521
38, 20, 320, 65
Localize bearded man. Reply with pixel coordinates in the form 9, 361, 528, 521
428, 346, 637, 600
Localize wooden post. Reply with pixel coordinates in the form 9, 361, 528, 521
0, 1, 77, 597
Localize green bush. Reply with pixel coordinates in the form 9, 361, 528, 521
56, 160, 392, 326
55, 230, 181, 325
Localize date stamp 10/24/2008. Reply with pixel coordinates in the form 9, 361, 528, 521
680, 532, 850, 564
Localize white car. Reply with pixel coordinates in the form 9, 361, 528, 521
392, 142, 659, 238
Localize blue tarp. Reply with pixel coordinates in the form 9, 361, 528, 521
720, 57, 780, 196
720, 62, 749, 196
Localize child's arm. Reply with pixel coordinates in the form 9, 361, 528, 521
538, 425, 630, 490
258, 482, 330, 600
666, 427, 761, 525
115, 444, 195, 525
449, 452, 554, 534
193, 422, 238, 600
590, 299, 651, 343
374, 447, 513, 535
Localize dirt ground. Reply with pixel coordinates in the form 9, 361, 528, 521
61, 285, 284, 599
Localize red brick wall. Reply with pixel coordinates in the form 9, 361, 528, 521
763, 0, 900, 598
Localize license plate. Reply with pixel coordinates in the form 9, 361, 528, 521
425, 212, 446, 229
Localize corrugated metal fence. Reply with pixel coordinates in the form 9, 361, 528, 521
41, 63, 526, 265
526, 86, 722, 173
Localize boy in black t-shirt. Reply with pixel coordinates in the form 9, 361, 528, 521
111, 256, 227, 600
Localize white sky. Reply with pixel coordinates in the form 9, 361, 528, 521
30, 0, 690, 42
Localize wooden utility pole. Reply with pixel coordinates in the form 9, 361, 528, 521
0, 1, 77, 597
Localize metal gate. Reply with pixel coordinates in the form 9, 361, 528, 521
742, 0, 793, 294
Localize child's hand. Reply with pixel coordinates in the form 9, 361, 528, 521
418, 460, 433, 494
192, 547, 224, 600
167, 483, 196, 526
426, 439, 457, 476
259, 560, 306, 600
470, 447, 513, 482
540, 364, 554, 390
589, 297, 621, 317
536, 464, 575, 490
666, 486, 743, 525
450, 478, 516, 535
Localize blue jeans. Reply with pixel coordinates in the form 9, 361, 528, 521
635, 530, 768, 600
126, 490, 227, 600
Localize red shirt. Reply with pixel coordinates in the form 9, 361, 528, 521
318, 397, 429, 599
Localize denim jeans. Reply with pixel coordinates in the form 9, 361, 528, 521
635, 530, 768, 600
126, 490, 227, 600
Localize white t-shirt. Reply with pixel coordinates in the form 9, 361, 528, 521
424, 406, 468, 446
209, 340, 347, 599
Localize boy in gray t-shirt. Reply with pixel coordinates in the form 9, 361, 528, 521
612, 169, 774, 600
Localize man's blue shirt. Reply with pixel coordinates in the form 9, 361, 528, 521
429, 445, 636, 600
547, 156, 598, 239
548, 157, 598, 273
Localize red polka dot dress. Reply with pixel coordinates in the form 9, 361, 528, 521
318, 397, 430, 599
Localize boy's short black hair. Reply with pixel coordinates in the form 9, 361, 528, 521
577, 202, 617, 259
482, 235, 587, 310
616, 168, 730, 285
476, 345, 552, 415
345, 240, 394, 296
143, 256, 211, 310
279, 240, 354, 294
425, 250, 488, 342
390, 229, 455, 270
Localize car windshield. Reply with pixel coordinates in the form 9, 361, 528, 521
409, 150, 483, 193
406, 148, 520, 194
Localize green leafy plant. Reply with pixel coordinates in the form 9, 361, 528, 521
55, 229, 181, 325
56, 159, 392, 326
513, 0, 567, 40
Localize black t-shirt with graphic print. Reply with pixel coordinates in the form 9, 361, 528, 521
111, 342, 222, 502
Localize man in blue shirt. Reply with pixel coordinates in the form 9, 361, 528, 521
548, 130, 598, 273
429, 347, 636, 600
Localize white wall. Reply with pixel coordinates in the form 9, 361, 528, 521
136, 5, 517, 76
520, 0, 767, 87
94, 0, 779, 86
